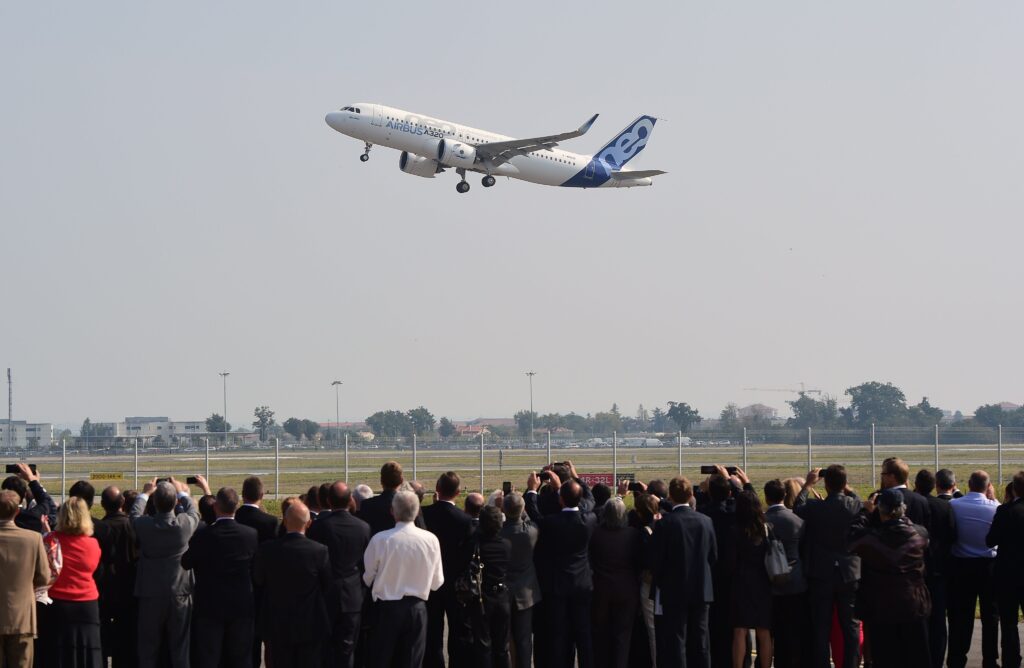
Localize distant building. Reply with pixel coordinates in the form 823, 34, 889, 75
0, 420, 54, 449
738, 404, 778, 421
456, 424, 489, 437
996, 402, 1021, 412
467, 418, 516, 428
318, 421, 368, 431
122, 416, 205, 440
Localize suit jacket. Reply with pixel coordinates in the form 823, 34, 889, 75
235, 504, 280, 544
920, 493, 956, 578
129, 493, 201, 597
307, 509, 371, 613
650, 505, 717, 612
181, 518, 259, 619
794, 490, 863, 583
0, 522, 51, 635
869, 487, 930, 527
526, 493, 596, 596
535, 480, 595, 517
700, 498, 738, 600
356, 489, 427, 535
421, 500, 475, 592
94, 512, 137, 612
13, 480, 57, 534
500, 518, 542, 610
589, 525, 641, 600
253, 533, 332, 643
986, 497, 1024, 587
766, 505, 806, 595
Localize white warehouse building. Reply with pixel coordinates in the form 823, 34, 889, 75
0, 420, 54, 449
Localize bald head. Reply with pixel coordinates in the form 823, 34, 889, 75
284, 500, 311, 534
465, 492, 485, 518
328, 481, 352, 510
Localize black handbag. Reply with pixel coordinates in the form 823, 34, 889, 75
454, 542, 484, 607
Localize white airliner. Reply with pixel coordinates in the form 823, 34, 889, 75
324, 103, 665, 193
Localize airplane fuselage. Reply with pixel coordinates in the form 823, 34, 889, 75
325, 103, 657, 190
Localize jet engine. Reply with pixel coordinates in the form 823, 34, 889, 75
436, 139, 477, 169
398, 151, 441, 178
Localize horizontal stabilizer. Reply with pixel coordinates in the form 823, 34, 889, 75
611, 169, 665, 180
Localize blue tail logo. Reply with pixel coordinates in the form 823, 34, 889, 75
594, 115, 657, 170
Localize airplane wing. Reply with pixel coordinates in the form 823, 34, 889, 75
610, 169, 666, 180
472, 114, 599, 165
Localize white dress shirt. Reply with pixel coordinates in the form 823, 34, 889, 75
950, 492, 999, 559
363, 521, 444, 602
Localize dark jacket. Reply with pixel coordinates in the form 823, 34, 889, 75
307, 509, 371, 613
794, 490, 863, 583
421, 499, 475, 592
94, 512, 137, 613
535, 480, 595, 517
765, 504, 806, 595
986, 497, 1024, 587
253, 533, 332, 643
920, 493, 956, 578
868, 487, 931, 528
589, 525, 641, 600
474, 533, 511, 592
500, 518, 541, 610
182, 518, 259, 619
700, 498, 738, 601
356, 489, 427, 536
234, 504, 280, 544
13, 480, 57, 534
526, 493, 596, 596
849, 518, 931, 623
650, 505, 717, 612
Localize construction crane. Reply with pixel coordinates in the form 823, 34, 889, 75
743, 383, 823, 396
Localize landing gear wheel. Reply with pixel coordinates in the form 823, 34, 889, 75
482, 175, 496, 188
456, 181, 470, 194
360, 142, 372, 162
359, 153, 369, 162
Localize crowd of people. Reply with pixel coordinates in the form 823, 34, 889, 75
0, 457, 1021, 668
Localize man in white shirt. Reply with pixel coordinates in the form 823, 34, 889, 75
947, 470, 1000, 668
363, 490, 443, 668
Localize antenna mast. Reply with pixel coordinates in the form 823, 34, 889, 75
6, 369, 11, 450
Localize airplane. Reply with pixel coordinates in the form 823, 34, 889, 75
324, 103, 665, 193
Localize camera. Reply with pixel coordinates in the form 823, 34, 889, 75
186, 476, 199, 485
700, 465, 739, 476
538, 472, 551, 482
502, 481, 512, 495
628, 482, 645, 493
4, 464, 37, 475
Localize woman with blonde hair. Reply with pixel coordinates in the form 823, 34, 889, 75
38, 496, 103, 667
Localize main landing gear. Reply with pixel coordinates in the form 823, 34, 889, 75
359, 142, 372, 162
481, 175, 496, 188
456, 168, 470, 194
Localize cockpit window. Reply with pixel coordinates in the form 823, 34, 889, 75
354, 108, 361, 114
341, 106, 351, 111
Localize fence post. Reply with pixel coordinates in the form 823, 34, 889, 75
613, 431, 618, 484
61, 438, 66, 503
678, 431, 683, 476
742, 428, 748, 471
480, 432, 485, 492
344, 433, 349, 484
807, 427, 812, 472
934, 424, 939, 470
998, 424, 1003, 486
413, 434, 418, 482
204, 437, 210, 484
134, 437, 139, 490
870, 424, 876, 489
546, 430, 552, 465
275, 437, 280, 500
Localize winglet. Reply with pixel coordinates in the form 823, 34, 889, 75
578, 114, 599, 135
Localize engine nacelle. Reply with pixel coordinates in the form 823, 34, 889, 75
436, 138, 477, 169
398, 151, 441, 178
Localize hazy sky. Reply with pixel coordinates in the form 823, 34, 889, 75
2, 3, 1022, 427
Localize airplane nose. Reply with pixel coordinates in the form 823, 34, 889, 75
325, 112, 345, 132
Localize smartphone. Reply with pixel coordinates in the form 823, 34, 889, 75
4, 464, 37, 474
156, 477, 172, 485
700, 466, 738, 475
502, 481, 512, 495
628, 482, 645, 493
186, 476, 199, 485
538, 471, 551, 482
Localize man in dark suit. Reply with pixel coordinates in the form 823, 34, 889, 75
1, 464, 56, 533
877, 457, 930, 526
308, 481, 371, 668
936, 469, 962, 500
697, 469, 745, 668
235, 475, 279, 668
794, 465, 863, 668
421, 471, 475, 668
526, 475, 596, 668
534, 461, 595, 517
764, 479, 807, 668
913, 469, 957, 668
130, 476, 204, 668
986, 471, 1024, 668
182, 486, 259, 668
650, 476, 716, 668
254, 500, 333, 668
95, 486, 137, 668
357, 461, 426, 535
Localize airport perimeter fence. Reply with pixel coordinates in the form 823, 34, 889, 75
9, 425, 1024, 502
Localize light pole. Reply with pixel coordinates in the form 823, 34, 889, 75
219, 372, 229, 445
525, 371, 536, 443
331, 381, 342, 448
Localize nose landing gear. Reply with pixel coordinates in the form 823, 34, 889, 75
481, 175, 496, 188
360, 142, 372, 162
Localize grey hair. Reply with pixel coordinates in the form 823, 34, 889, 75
153, 481, 177, 513
503, 492, 525, 521
353, 484, 373, 506
392, 490, 420, 523
602, 497, 628, 529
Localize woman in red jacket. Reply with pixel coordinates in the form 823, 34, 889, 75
38, 496, 103, 668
